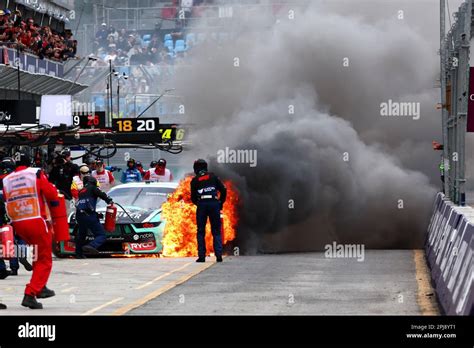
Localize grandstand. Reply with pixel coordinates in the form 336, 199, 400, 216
0, 0, 87, 103
66, 0, 294, 117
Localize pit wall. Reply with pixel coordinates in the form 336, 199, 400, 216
426, 193, 473, 315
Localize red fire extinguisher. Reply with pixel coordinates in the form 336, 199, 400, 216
48, 194, 70, 242
104, 204, 117, 232
0, 225, 15, 259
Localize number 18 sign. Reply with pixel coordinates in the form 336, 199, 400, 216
112, 118, 161, 133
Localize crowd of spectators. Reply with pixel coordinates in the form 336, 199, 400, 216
0, 8, 76, 61
94, 24, 188, 66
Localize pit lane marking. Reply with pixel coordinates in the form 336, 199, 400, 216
113, 261, 216, 315
413, 250, 440, 315
61, 287, 78, 293
134, 262, 193, 290
81, 297, 125, 316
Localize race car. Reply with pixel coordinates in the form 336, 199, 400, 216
53, 181, 178, 257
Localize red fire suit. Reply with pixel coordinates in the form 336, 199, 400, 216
2, 166, 58, 296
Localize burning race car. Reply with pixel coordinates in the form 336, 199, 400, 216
53, 182, 178, 257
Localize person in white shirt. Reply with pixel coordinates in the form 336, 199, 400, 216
143, 158, 173, 182
92, 159, 115, 192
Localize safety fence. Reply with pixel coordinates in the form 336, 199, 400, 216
426, 192, 474, 315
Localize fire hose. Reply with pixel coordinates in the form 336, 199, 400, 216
112, 202, 136, 223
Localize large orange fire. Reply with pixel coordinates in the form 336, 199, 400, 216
161, 176, 239, 257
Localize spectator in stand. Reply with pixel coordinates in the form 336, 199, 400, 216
116, 34, 127, 51
95, 23, 109, 48
125, 34, 136, 51
104, 49, 118, 62
150, 47, 160, 63
131, 29, 142, 46
130, 46, 143, 65
107, 34, 116, 50
0, 10, 6, 30
109, 26, 119, 41
115, 48, 128, 65
148, 34, 160, 50
141, 46, 153, 64
0, 9, 76, 61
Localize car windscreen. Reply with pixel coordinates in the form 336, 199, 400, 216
97, 186, 176, 211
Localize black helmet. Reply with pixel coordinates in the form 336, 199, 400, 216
95, 158, 104, 166
150, 160, 158, 168
84, 156, 95, 166
193, 159, 207, 175
0, 157, 16, 174
136, 161, 143, 167
127, 158, 136, 167
157, 158, 167, 167
15, 151, 31, 167
61, 147, 71, 157
83, 175, 97, 186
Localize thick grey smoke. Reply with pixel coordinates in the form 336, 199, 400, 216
174, 1, 442, 252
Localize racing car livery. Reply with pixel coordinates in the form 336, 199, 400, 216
53, 182, 178, 257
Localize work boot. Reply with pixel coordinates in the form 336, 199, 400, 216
10, 269, 18, 276
216, 255, 223, 263
19, 258, 33, 271
195, 257, 205, 263
82, 245, 99, 255
37, 286, 55, 299
0, 303, 6, 309
0, 269, 11, 279
21, 295, 43, 309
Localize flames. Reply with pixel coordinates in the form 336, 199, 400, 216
161, 176, 239, 257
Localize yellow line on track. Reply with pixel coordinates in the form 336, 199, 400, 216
134, 262, 193, 290
61, 287, 78, 293
413, 249, 440, 315
113, 261, 215, 315
82, 297, 124, 316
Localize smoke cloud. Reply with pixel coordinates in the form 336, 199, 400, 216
174, 1, 443, 253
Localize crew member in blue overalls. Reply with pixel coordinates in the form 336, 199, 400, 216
75, 175, 113, 258
120, 158, 142, 183
190, 159, 227, 263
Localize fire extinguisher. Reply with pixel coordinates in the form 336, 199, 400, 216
48, 194, 70, 242
104, 204, 117, 232
0, 225, 15, 259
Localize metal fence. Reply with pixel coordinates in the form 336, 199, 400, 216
440, 0, 473, 205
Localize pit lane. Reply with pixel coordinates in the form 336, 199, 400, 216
0, 250, 439, 315
129, 250, 439, 315
0, 256, 213, 315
